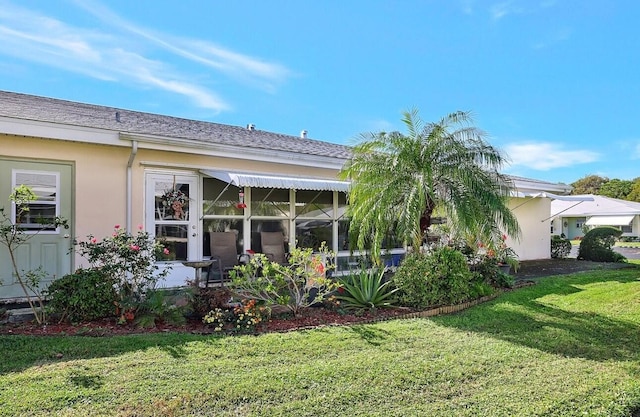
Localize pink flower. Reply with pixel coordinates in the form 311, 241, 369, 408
163, 248, 170, 255
90, 238, 97, 244
138, 224, 144, 230
502, 234, 507, 241
130, 244, 140, 251
114, 224, 121, 229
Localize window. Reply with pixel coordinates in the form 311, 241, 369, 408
202, 177, 244, 257
11, 170, 59, 232
153, 179, 191, 261
621, 224, 632, 233
251, 188, 290, 217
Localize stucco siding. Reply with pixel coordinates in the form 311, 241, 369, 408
509, 197, 551, 260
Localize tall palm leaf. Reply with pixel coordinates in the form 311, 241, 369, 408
339, 109, 519, 261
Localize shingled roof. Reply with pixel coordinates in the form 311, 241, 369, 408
0, 90, 352, 160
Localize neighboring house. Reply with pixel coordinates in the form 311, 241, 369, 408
551, 194, 640, 239
1, 90, 571, 299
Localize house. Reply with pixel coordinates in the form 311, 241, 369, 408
550, 194, 640, 239
1, 90, 571, 299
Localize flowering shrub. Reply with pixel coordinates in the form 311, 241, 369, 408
202, 299, 264, 333
483, 234, 519, 272
230, 242, 340, 316
75, 225, 171, 315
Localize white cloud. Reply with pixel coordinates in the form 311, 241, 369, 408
490, 1, 524, 20
532, 27, 572, 49
504, 142, 600, 170
634, 143, 640, 159
459, 0, 475, 14
73, 0, 291, 92
0, 0, 293, 112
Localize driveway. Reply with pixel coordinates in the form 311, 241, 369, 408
569, 244, 640, 260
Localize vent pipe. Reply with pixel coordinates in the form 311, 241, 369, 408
300, 130, 308, 138
246, 123, 255, 131
115, 112, 121, 122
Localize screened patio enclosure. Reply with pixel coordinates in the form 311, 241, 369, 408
201, 170, 404, 272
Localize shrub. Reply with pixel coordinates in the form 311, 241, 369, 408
203, 299, 264, 333
134, 288, 191, 328
230, 243, 340, 315
577, 227, 626, 262
470, 255, 512, 289
191, 287, 233, 319
393, 247, 475, 308
551, 235, 572, 259
45, 268, 118, 323
336, 268, 398, 312
75, 226, 171, 312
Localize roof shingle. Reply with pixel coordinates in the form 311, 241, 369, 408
0, 90, 352, 160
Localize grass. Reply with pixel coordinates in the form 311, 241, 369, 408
1, 269, 640, 416
616, 241, 640, 248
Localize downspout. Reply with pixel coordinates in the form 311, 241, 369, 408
126, 140, 139, 231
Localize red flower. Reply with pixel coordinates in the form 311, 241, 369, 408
130, 244, 140, 251
236, 203, 247, 209
114, 224, 121, 229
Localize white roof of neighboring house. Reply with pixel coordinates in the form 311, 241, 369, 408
551, 194, 640, 218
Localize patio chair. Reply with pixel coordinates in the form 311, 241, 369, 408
260, 231, 288, 264
207, 231, 241, 286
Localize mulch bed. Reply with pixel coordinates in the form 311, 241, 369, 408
2, 258, 634, 337
0, 307, 417, 337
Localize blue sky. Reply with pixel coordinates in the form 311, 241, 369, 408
0, 0, 638, 184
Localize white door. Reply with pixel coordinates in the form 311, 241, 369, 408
145, 172, 199, 287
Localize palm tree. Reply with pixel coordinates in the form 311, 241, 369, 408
339, 109, 520, 261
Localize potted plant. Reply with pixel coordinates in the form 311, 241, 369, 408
490, 235, 519, 274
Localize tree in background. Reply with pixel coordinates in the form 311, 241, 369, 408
339, 109, 520, 261
599, 178, 633, 199
570, 175, 640, 202
625, 178, 640, 202
570, 175, 608, 195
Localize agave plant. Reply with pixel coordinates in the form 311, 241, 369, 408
336, 268, 398, 311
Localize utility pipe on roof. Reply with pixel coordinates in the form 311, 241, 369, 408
126, 140, 138, 231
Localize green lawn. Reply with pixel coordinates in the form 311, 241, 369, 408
616, 241, 640, 248
2, 269, 640, 416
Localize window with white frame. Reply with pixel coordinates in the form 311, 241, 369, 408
11, 170, 60, 232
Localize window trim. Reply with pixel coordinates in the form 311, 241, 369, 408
11, 169, 61, 234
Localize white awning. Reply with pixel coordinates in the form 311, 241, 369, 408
585, 215, 635, 226
201, 170, 350, 192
